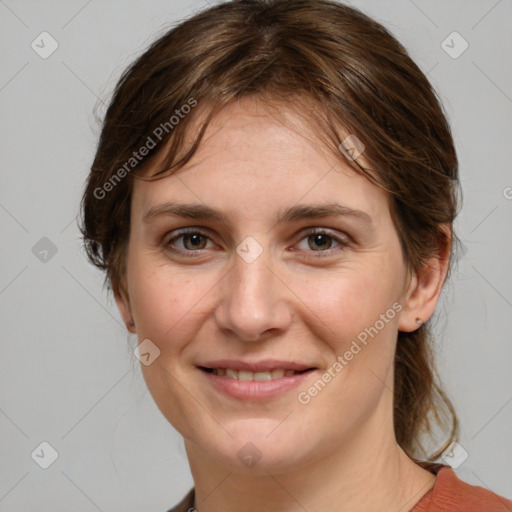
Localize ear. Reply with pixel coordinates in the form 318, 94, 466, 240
398, 225, 451, 332
114, 283, 137, 334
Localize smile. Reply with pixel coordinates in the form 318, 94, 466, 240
198, 365, 317, 400
201, 367, 311, 380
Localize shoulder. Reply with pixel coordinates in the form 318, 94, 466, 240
425, 465, 512, 512
165, 487, 195, 512
167, 472, 512, 512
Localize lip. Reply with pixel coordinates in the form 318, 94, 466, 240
196, 360, 318, 400
197, 359, 315, 372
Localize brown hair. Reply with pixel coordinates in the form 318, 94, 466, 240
79, 0, 461, 469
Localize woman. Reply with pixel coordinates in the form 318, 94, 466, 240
80, 1, 512, 511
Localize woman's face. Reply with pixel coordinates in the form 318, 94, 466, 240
118, 97, 419, 473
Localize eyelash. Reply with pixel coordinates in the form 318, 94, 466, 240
164, 227, 350, 259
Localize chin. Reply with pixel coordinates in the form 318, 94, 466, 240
195, 423, 317, 475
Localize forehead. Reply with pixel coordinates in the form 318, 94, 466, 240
132, 97, 389, 224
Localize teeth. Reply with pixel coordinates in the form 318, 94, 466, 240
226, 369, 238, 379
254, 371, 272, 381
212, 368, 300, 380
271, 369, 285, 379
238, 370, 253, 381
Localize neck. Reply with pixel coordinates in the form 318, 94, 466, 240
185, 403, 435, 512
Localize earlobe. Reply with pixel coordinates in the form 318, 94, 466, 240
397, 265, 436, 332
114, 286, 136, 333
398, 227, 451, 333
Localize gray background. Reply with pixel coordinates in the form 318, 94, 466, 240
1, 0, 511, 510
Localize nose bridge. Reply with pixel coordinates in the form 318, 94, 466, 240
215, 243, 292, 341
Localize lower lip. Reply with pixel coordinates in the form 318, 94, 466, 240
199, 368, 317, 400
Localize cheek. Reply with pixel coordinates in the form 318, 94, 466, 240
296, 266, 399, 347
292, 271, 400, 423
129, 264, 200, 348
127, 264, 214, 432
292, 265, 402, 405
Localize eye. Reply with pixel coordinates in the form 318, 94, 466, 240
295, 228, 349, 255
163, 227, 349, 258
165, 229, 215, 255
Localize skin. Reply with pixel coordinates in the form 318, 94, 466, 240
115, 96, 450, 512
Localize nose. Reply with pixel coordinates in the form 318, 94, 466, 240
214, 247, 293, 342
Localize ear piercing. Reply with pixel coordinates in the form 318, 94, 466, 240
128, 319, 135, 327
415, 317, 423, 325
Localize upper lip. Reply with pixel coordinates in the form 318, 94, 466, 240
197, 359, 316, 372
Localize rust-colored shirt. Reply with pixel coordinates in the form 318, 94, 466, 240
167, 464, 512, 512
412, 465, 512, 512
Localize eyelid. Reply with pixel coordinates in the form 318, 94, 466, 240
292, 227, 350, 256
300, 226, 350, 242
164, 227, 215, 253
163, 226, 350, 257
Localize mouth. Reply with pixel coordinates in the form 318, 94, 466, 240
196, 362, 318, 400
198, 366, 315, 381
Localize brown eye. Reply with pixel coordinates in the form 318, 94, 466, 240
181, 233, 208, 250
165, 229, 214, 255
307, 233, 335, 251
295, 228, 349, 257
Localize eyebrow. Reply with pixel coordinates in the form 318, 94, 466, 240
142, 201, 373, 226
